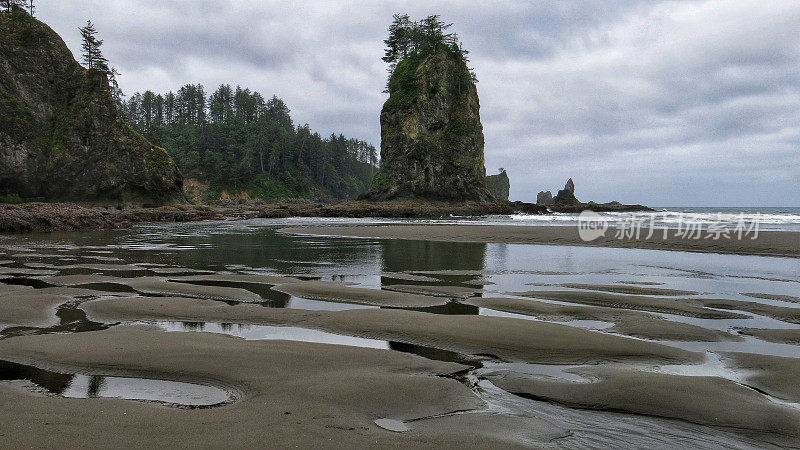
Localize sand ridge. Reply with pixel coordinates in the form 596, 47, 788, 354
279, 224, 800, 257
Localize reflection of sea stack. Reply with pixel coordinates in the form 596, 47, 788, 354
364, 47, 491, 201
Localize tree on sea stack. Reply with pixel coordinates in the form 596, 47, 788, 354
363, 14, 492, 202
3, 0, 26, 12
79, 20, 108, 71
79, 20, 124, 105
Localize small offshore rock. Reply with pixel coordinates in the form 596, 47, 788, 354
486, 170, 510, 202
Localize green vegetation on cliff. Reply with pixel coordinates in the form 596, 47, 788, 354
0, 8, 184, 203
382, 14, 476, 112
123, 86, 378, 201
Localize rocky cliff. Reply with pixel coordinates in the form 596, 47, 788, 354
0, 9, 184, 204
486, 170, 510, 202
364, 47, 490, 201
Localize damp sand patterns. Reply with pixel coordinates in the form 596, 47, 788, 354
0, 219, 799, 447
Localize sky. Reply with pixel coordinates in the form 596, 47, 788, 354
38, 0, 800, 206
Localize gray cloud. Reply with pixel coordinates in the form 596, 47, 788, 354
37, 0, 800, 206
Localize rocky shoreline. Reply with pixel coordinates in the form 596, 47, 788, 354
0, 200, 547, 233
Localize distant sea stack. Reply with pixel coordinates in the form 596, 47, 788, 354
486, 170, 510, 202
537, 191, 554, 206
541, 178, 653, 212
553, 178, 580, 206
0, 9, 184, 204
365, 32, 491, 201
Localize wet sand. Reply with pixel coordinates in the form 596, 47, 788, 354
1, 221, 798, 447
465, 297, 741, 342
0, 285, 66, 328
81, 295, 699, 365
487, 368, 800, 440
514, 290, 747, 319
702, 299, 800, 324
281, 224, 800, 257
529, 283, 699, 296
273, 281, 451, 308
41, 275, 265, 303
738, 328, 800, 345
723, 352, 800, 402
0, 326, 566, 448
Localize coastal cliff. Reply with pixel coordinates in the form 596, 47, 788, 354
365, 47, 490, 201
0, 9, 184, 204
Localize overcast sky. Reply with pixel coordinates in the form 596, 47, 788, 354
39, 1, 800, 206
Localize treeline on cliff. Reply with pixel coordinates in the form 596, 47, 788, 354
122, 85, 378, 200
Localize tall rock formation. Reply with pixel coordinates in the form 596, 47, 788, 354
0, 9, 184, 203
365, 47, 490, 201
486, 170, 510, 202
564, 178, 575, 195
553, 178, 580, 206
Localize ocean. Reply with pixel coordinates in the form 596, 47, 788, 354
499, 206, 800, 232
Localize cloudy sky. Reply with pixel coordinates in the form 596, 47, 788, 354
39, 1, 800, 206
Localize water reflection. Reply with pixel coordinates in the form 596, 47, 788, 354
379, 239, 487, 316
380, 240, 487, 273
1, 301, 111, 339
402, 301, 480, 316
158, 322, 390, 349
0, 360, 230, 406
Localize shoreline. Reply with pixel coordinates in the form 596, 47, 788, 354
0, 201, 525, 233
2, 203, 797, 257
281, 224, 800, 258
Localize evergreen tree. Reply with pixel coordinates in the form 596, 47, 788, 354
79, 20, 108, 71
382, 14, 474, 88
122, 85, 378, 200
108, 67, 124, 105
3, 0, 26, 13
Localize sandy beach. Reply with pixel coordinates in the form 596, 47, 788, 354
1, 220, 799, 447
281, 224, 800, 257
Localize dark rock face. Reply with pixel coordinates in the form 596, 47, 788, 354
486, 170, 510, 202
0, 10, 184, 203
537, 191, 554, 206
365, 48, 490, 201
564, 178, 575, 194
553, 178, 580, 206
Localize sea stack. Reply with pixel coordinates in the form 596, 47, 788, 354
365, 46, 491, 201
537, 191, 554, 206
553, 178, 580, 205
486, 170, 510, 201
0, 10, 184, 203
